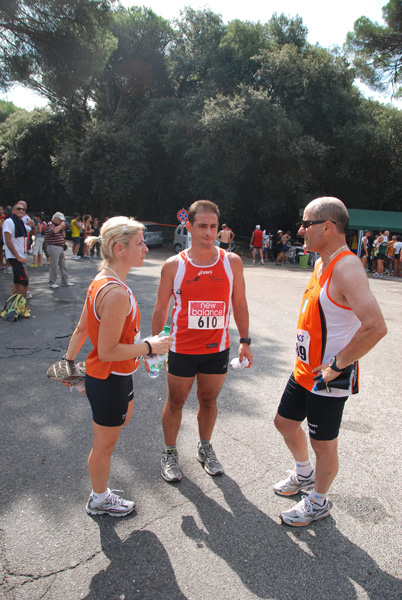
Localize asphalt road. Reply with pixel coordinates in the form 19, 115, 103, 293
1, 246, 401, 600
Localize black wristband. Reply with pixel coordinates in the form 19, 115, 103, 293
144, 340, 153, 356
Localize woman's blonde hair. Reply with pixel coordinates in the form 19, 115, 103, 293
85, 216, 144, 269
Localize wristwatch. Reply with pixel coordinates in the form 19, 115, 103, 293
328, 356, 342, 372
239, 337, 251, 345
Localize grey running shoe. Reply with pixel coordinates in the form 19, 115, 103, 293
273, 469, 315, 496
280, 495, 331, 527
197, 442, 224, 476
46, 359, 86, 386
86, 490, 135, 517
161, 448, 182, 482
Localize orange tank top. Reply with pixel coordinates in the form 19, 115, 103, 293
171, 248, 233, 354
86, 275, 141, 379
294, 250, 360, 397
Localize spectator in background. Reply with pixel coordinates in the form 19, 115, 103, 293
273, 230, 283, 265
217, 223, 234, 251
70, 213, 83, 260
19, 201, 35, 299
393, 235, 402, 277
373, 229, 388, 278
82, 215, 93, 260
45, 212, 74, 289
263, 230, 273, 262
2, 202, 30, 315
279, 231, 292, 264
250, 225, 264, 264
30, 213, 45, 267
90, 217, 101, 258
366, 230, 375, 272
359, 230, 370, 271
386, 235, 397, 275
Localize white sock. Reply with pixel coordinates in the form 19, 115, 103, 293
295, 459, 313, 479
309, 488, 327, 507
91, 488, 110, 505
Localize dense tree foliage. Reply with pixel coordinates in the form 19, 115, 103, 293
347, 0, 402, 98
0, 2, 401, 235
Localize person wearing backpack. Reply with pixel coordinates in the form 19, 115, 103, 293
2, 202, 31, 317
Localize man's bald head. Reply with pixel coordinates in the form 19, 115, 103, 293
306, 197, 349, 234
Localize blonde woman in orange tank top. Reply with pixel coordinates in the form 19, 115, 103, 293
63, 216, 172, 517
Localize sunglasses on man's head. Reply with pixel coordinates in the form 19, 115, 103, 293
300, 219, 336, 229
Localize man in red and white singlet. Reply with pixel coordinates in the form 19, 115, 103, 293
273, 197, 387, 527
152, 200, 253, 483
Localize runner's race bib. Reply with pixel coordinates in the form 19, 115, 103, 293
296, 329, 310, 364
188, 301, 225, 329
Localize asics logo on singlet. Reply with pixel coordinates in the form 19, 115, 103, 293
297, 333, 305, 342
198, 270, 212, 275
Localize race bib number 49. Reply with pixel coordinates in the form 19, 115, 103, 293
188, 301, 225, 329
296, 329, 310, 364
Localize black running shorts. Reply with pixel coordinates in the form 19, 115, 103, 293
9, 258, 28, 286
85, 373, 134, 427
167, 348, 230, 378
277, 373, 348, 441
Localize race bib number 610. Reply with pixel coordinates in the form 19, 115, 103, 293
296, 329, 310, 364
188, 301, 225, 329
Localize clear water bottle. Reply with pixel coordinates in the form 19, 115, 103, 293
144, 326, 171, 379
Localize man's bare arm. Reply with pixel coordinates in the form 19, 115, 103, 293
152, 257, 178, 335
314, 256, 387, 381
228, 254, 253, 367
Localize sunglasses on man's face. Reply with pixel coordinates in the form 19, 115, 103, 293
15, 207, 26, 211
300, 219, 336, 229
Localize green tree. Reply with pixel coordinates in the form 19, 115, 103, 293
346, 0, 402, 98
0, 0, 116, 125
184, 88, 327, 232
170, 7, 226, 97
94, 6, 174, 122
56, 120, 149, 216
0, 99, 20, 123
0, 109, 68, 211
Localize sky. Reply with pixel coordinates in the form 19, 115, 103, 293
0, 0, 397, 110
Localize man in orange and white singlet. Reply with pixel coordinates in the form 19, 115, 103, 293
152, 200, 253, 483
274, 197, 387, 526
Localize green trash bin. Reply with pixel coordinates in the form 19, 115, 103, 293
298, 253, 309, 268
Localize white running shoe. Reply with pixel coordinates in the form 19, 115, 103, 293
86, 490, 135, 517
280, 495, 331, 527
273, 469, 315, 496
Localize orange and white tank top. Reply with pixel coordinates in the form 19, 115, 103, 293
86, 275, 141, 379
171, 248, 233, 354
294, 250, 360, 397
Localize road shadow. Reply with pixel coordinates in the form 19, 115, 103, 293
83, 518, 188, 600
177, 475, 402, 599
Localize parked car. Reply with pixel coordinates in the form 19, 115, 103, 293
141, 222, 164, 247
173, 223, 235, 253
173, 223, 189, 253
